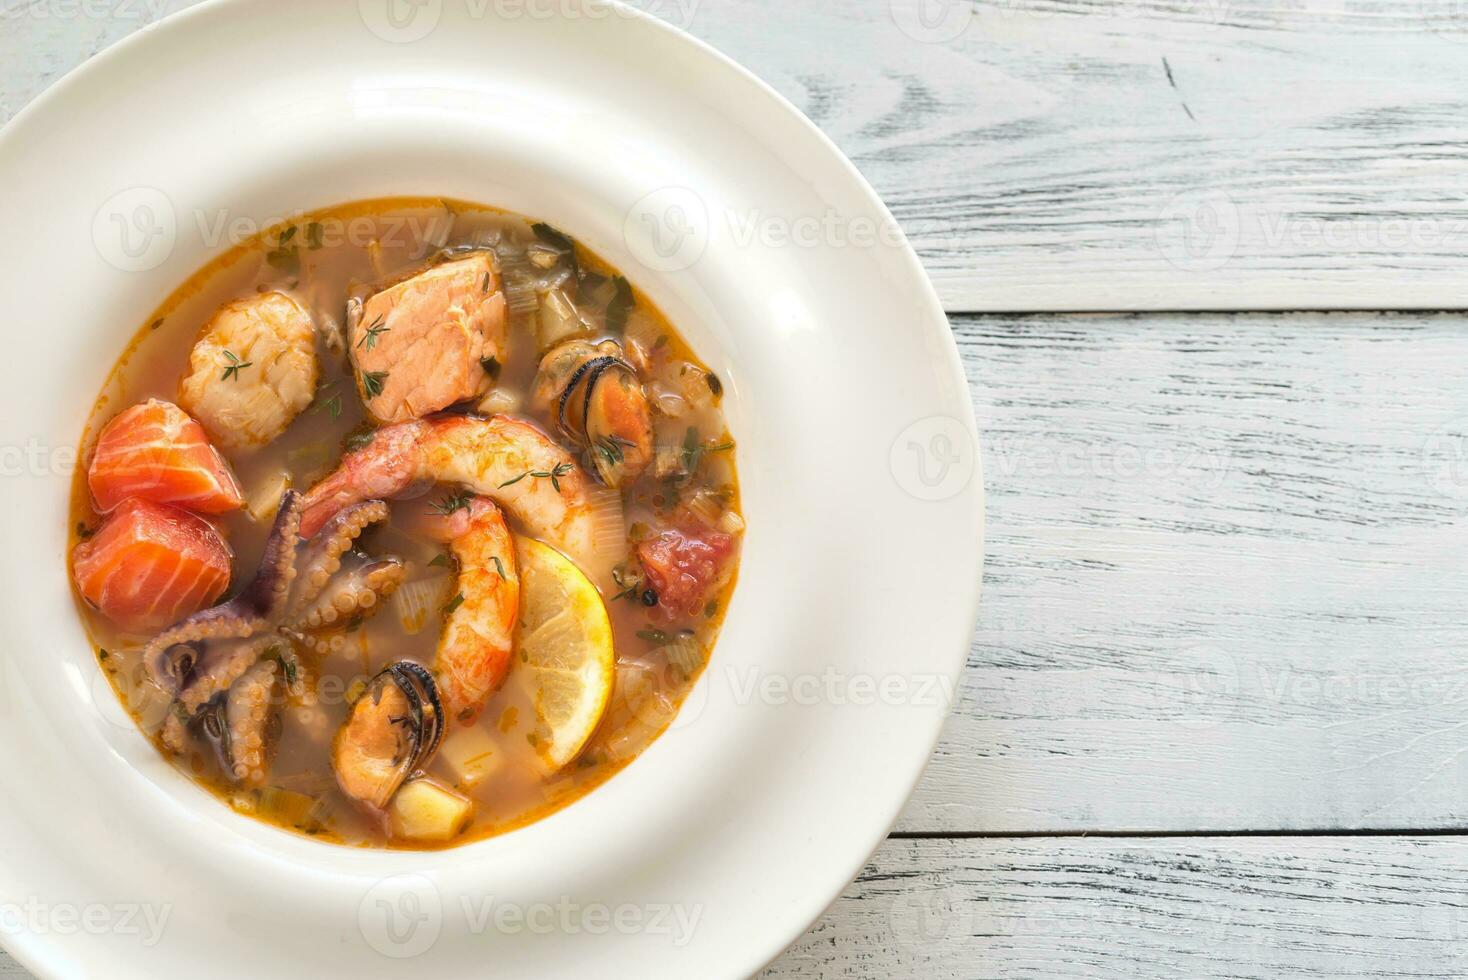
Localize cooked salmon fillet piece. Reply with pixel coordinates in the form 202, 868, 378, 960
88, 399, 244, 514
73, 497, 232, 632
179, 291, 319, 450
349, 253, 507, 424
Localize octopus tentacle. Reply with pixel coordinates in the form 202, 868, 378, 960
290, 554, 405, 632
161, 635, 279, 752
144, 491, 306, 688
225, 659, 282, 786
288, 500, 392, 618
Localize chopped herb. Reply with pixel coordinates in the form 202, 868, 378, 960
429, 491, 472, 517
576, 753, 600, 769
361, 370, 388, 398
706, 372, 723, 397
172, 702, 191, 724
266, 230, 299, 270
149, 318, 164, 331
97, 648, 110, 661
357, 316, 390, 352
305, 222, 325, 249
704, 598, 720, 619
345, 615, 364, 633
220, 349, 253, 382
653, 334, 668, 351
490, 555, 506, 579
526, 732, 541, 748
310, 385, 342, 421
498, 461, 575, 493
480, 356, 501, 379
531, 222, 575, 252
637, 628, 668, 644
345, 431, 375, 452
428, 552, 454, 569
707, 440, 735, 453
610, 564, 643, 601
481, 271, 492, 292
606, 275, 634, 333
444, 593, 466, 615
594, 435, 633, 470
270, 647, 299, 687
75, 521, 94, 540
680, 425, 703, 474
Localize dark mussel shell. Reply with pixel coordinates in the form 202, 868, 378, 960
554, 354, 634, 447
331, 661, 444, 810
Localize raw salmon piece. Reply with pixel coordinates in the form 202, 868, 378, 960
73, 497, 232, 633
89, 399, 244, 514
350, 253, 507, 424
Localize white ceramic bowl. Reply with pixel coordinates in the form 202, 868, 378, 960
0, 2, 983, 977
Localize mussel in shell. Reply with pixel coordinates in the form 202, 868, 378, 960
332, 661, 445, 810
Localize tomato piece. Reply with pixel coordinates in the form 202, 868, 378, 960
636, 525, 735, 621
88, 399, 244, 514
73, 497, 232, 633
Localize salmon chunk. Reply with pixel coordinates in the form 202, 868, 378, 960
89, 399, 243, 514
179, 291, 319, 450
349, 254, 507, 424
73, 498, 232, 632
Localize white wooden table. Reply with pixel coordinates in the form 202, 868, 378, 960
10, 1, 1468, 975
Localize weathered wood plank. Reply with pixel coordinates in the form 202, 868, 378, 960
684, 0, 1468, 310
896, 311, 1468, 832
11, 1, 1468, 310
761, 835, 1468, 979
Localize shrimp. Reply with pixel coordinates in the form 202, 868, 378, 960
419, 497, 519, 721
299, 414, 601, 583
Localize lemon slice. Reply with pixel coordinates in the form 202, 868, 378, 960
514, 537, 616, 769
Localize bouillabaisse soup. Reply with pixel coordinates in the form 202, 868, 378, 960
69, 198, 742, 849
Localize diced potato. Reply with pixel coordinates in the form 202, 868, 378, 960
244, 470, 291, 523
390, 778, 475, 842
438, 725, 502, 789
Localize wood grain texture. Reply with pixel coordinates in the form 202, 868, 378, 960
900, 311, 1468, 833
668, 0, 1468, 310
11, 1, 1468, 309
761, 835, 1468, 979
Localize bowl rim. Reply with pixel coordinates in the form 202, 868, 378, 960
0, 2, 985, 977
